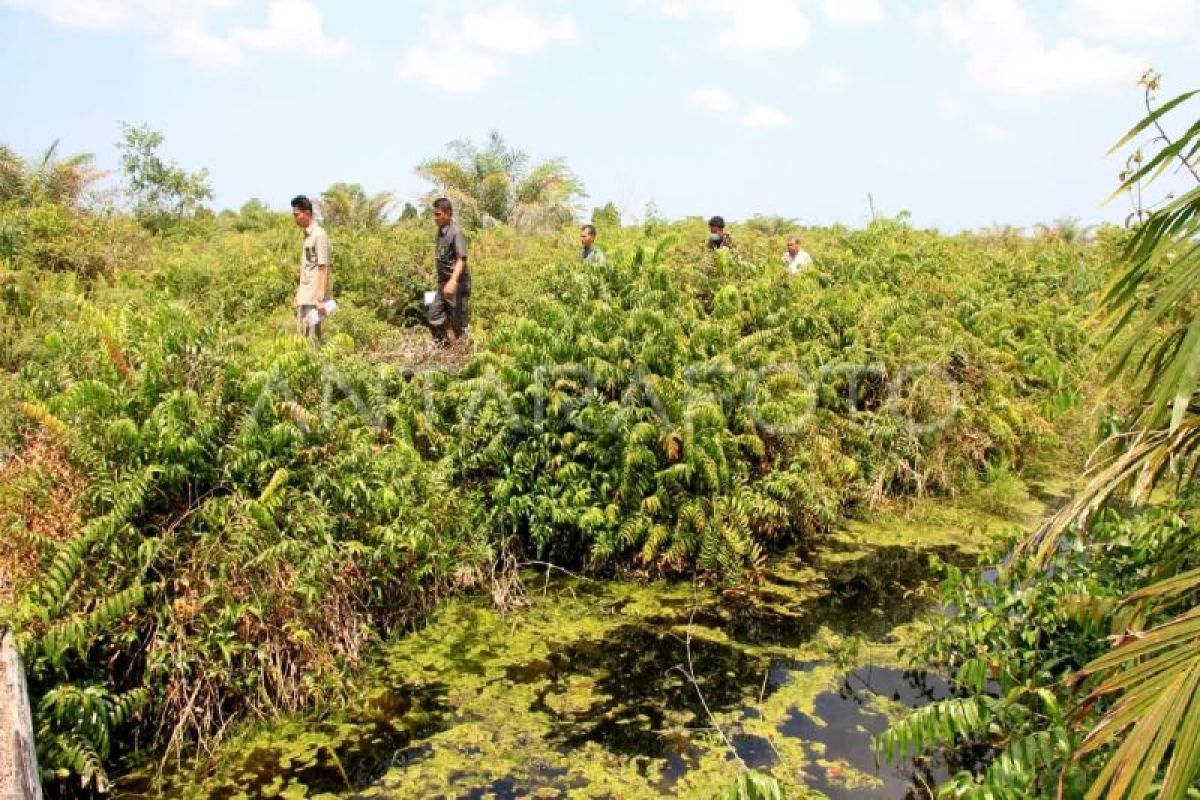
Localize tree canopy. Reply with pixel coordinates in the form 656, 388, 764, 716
416, 130, 585, 231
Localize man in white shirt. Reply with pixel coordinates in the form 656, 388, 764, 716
291, 195, 331, 344
783, 235, 813, 274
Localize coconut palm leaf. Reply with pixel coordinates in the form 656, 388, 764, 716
1018, 420, 1200, 565
1073, 606, 1200, 800
0, 142, 25, 202
1023, 83, 1200, 562
0, 139, 103, 209
317, 181, 395, 228
1015, 80, 1200, 799
416, 132, 584, 232
416, 159, 475, 195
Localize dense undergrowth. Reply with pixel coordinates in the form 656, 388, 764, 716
0, 199, 1108, 794
880, 501, 1200, 799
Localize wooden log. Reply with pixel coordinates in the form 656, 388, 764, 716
0, 629, 42, 800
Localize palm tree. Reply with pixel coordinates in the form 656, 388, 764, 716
416, 131, 585, 231
1033, 216, 1094, 244
977, 222, 1025, 241
0, 140, 103, 209
317, 182, 396, 228
1022, 73, 1200, 799
0, 144, 24, 203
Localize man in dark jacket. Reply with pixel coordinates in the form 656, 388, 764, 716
428, 197, 470, 344
707, 215, 733, 250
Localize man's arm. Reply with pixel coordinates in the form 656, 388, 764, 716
443, 258, 465, 297
316, 232, 332, 307
444, 229, 468, 295
448, 257, 465, 284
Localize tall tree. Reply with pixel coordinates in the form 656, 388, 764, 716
234, 198, 279, 232
317, 182, 396, 228
591, 201, 622, 230
117, 122, 212, 231
416, 131, 585, 231
0, 140, 104, 209
0, 144, 21, 203
1033, 216, 1092, 243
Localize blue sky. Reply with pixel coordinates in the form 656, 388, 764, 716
2, 0, 1198, 231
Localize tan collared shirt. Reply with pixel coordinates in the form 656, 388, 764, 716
295, 222, 331, 307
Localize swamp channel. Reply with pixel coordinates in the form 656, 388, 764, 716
137, 482, 1064, 800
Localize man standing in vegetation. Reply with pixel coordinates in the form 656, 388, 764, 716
291, 195, 331, 344
429, 197, 469, 344
707, 216, 733, 250
783, 235, 812, 274
580, 224, 605, 264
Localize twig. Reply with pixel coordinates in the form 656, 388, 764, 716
751, 668, 789, 768
673, 584, 792, 774
489, 549, 528, 611
670, 581, 745, 770
681, 604, 744, 772
1145, 85, 1200, 185
914, 766, 936, 799
322, 743, 352, 789
514, 560, 600, 584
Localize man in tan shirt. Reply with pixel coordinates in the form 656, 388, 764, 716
291, 195, 331, 343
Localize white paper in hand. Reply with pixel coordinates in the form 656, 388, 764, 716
322, 298, 339, 315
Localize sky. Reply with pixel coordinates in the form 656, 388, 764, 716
1, 0, 1199, 231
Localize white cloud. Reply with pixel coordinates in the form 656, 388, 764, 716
689, 87, 735, 111
399, 46, 502, 93
821, 65, 850, 88
980, 122, 1008, 140
742, 104, 791, 127
822, 0, 883, 25
162, 24, 246, 69
0, 0, 139, 28
717, 0, 810, 49
460, 4, 576, 55
398, 4, 577, 92
686, 87, 791, 126
228, 0, 347, 57
1065, 0, 1200, 43
637, 0, 810, 50
936, 95, 964, 118
0, 0, 346, 68
921, 0, 1146, 95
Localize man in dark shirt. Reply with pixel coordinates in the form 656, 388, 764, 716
428, 197, 470, 344
707, 215, 733, 250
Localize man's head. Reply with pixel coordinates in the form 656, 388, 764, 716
708, 215, 726, 245
786, 235, 801, 258
291, 195, 314, 228
433, 197, 453, 228
580, 224, 597, 249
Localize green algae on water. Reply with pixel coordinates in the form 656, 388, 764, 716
157, 482, 1053, 799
